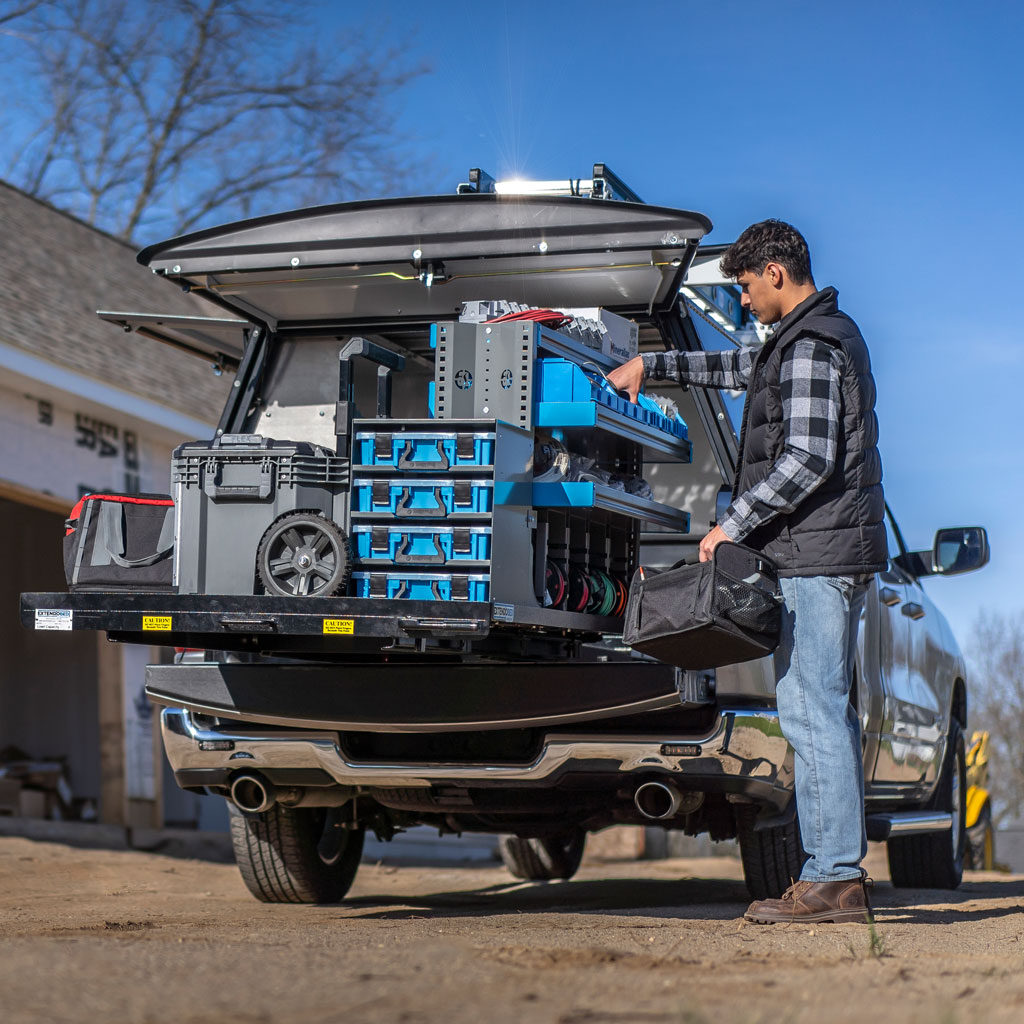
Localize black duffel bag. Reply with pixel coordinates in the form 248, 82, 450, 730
63, 492, 175, 592
622, 542, 782, 669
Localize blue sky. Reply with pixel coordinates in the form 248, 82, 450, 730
321, 0, 1023, 644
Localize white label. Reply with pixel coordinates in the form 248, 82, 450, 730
35, 608, 73, 631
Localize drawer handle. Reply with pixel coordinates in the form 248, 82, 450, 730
397, 440, 449, 472
395, 535, 447, 564
395, 487, 446, 518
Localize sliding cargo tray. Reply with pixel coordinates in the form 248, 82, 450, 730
21, 591, 625, 656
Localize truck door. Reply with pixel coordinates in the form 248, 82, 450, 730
870, 509, 934, 786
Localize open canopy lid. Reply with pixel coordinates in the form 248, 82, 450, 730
137, 194, 712, 329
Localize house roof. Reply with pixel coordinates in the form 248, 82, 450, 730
0, 181, 232, 422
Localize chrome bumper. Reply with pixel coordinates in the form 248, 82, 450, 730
161, 706, 794, 806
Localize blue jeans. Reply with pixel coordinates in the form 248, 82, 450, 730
774, 574, 869, 882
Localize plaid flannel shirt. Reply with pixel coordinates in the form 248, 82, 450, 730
641, 338, 843, 543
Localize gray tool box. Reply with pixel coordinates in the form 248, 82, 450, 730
173, 435, 347, 596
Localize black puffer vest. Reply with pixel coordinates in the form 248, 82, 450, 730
734, 287, 887, 577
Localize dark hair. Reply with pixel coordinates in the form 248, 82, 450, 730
719, 219, 813, 285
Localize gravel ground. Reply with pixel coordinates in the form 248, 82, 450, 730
2, 835, 1023, 1024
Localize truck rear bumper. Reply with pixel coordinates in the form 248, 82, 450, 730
160, 705, 794, 809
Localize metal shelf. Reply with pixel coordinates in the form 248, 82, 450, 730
532, 481, 690, 531
535, 400, 692, 462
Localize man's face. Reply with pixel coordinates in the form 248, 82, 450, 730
736, 268, 782, 325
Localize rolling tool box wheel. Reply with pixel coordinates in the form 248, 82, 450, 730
257, 513, 351, 598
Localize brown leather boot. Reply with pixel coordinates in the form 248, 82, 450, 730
744, 878, 873, 924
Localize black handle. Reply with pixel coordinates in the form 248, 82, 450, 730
394, 534, 447, 564
397, 439, 449, 472
336, 337, 407, 449
395, 487, 446, 518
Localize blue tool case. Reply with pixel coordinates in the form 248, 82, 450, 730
350, 524, 492, 565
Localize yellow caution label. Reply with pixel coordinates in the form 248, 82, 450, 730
142, 615, 173, 632
323, 618, 355, 635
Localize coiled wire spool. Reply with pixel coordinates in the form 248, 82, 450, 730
545, 559, 567, 608
587, 570, 617, 616
567, 565, 590, 613
611, 575, 629, 617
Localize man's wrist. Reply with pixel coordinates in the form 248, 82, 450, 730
640, 352, 662, 380
718, 510, 747, 543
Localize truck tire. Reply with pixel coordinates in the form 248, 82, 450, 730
499, 831, 586, 881
887, 719, 967, 889
737, 808, 807, 900
230, 803, 364, 903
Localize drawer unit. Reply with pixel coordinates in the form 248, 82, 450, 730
352, 571, 490, 602
351, 477, 494, 518
352, 430, 496, 471
351, 524, 492, 565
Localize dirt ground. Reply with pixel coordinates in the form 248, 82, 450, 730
2, 835, 1023, 1024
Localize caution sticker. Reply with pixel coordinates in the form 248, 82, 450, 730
35, 608, 73, 631
323, 618, 355, 635
142, 615, 173, 632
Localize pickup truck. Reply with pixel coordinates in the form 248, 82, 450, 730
22, 167, 989, 903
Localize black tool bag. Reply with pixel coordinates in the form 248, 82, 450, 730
63, 493, 175, 592
622, 542, 782, 669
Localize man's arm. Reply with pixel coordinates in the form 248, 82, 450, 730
717, 338, 843, 544
607, 347, 755, 403
641, 348, 755, 390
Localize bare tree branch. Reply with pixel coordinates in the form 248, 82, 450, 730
0, 0, 426, 240
966, 610, 1024, 827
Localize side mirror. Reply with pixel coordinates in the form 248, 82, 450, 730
932, 526, 990, 576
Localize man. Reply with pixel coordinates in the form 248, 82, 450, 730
608, 219, 887, 924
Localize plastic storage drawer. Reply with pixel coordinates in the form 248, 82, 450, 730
351, 524, 491, 564
352, 430, 496, 471
351, 478, 493, 518
352, 571, 490, 602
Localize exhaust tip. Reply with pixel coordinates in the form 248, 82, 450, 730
634, 781, 682, 820
230, 772, 276, 814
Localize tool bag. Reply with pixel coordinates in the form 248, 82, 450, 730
63, 493, 175, 591
622, 542, 782, 669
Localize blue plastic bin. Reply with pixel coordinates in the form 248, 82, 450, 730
351, 477, 494, 517
352, 431, 496, 471
352, 571, 490, 602
351, 524, 492, 564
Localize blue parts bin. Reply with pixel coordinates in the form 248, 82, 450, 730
353, 430, 496, 471
534, 358, 688, 441
352, 571, 490, 602
351, 524, 491, 565
351, 477, 494, 517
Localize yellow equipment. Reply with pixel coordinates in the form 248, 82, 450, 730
965, 731, 995, 870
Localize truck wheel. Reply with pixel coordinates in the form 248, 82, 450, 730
230, 803, 364, 903
257, 513, 350, 597
499, 831, 586, 881
737, 807, 807, 900
966, 802, 996, 871
887, 720, 967, 889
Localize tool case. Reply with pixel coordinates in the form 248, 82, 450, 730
622, 543, 783, 669
172, 435, 347, 595
63, 492, 175, 592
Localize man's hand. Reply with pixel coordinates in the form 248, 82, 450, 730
606, 356, 645, 403
699, 524, 730, 563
